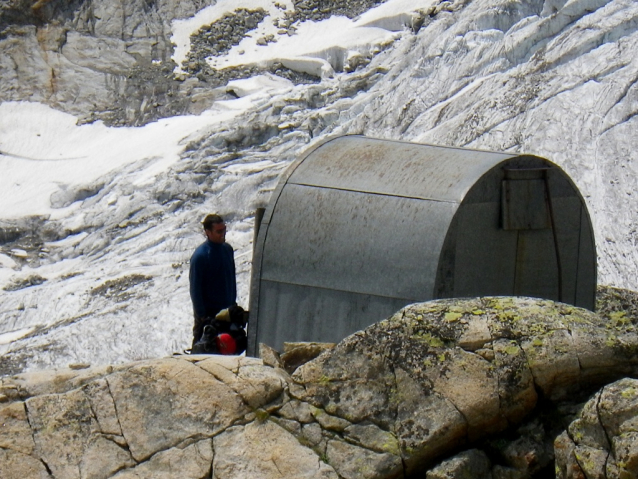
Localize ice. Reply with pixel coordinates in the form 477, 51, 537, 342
208, 15, 399, 75
171, 0, 294, 72
355, 0, 437, 30
0, 101, 264, 218
1, 0, 638, 375
0, 254, 17, 269
172, 0, 437, 79
0, 328, 34, 345
222, 159, 278, 174
226, 74, 294, 98
44, 232, 89, 249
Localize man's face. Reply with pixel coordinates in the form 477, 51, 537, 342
205, 222, 226, 244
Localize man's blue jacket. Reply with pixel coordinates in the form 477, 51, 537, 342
189, 240, 236, 319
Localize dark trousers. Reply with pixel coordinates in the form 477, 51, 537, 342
192, 314, 206, 349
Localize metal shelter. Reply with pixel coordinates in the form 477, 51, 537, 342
248, 136, 596, 355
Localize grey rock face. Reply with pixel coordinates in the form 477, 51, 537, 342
213, 420, 339, 479
111, 439, 213, 479
0, 355, 335, 479
280, 341, 336, 374
0, 0, 218, 125
0, 0, 376, 125
596, 285, 638, 326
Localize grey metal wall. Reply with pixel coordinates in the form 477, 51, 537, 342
435, 158, 596, 306
248, 136, 596, 355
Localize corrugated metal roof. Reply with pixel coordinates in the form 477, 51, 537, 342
289, 136, 515, 202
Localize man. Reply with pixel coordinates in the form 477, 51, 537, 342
189, 214, 237, 347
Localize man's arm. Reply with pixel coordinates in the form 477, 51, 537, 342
231, 244, 237, 304
189, 251, 206, 318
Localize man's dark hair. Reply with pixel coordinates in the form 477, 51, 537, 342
202, 214, 224, 231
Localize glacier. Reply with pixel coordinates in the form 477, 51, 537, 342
0, 0, 637, 375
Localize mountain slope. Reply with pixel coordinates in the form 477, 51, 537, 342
0, 0, 637, 375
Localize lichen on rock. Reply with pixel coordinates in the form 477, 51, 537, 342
555, 377, 638, 479
2, 296, 638, 478
292, 296, 638, 474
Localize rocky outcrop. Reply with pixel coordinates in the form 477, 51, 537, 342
555, 377, 638, 479
1, 0, 636, 376
0, 0, 222, 125
2, 297, 638, 478
0, 356, 293, 479
292, 296, 638, 476
596, 285, 638, 326
0, 0, 393, 125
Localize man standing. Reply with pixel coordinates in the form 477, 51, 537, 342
189, 214, 237, 347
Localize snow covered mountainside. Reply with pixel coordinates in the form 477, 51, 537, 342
0, 0, 637, 375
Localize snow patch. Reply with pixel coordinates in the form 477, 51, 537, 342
171, 0, 438, 79
355, 0, 435, 31
44, 232, 90, 249
226, 74, 294, 97
222, 159, 278, 174
0, 101, 264, 219
208, 15, 399, 76
0, 327, 35, 345
171, 0, 294, 72
0, 253, 18, 269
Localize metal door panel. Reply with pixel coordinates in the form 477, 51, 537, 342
453, 202, 519, 297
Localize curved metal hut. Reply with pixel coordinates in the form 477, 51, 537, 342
248, 136, 596, 354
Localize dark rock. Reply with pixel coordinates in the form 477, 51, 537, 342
280, 342, 336, 374
555, 378, 638, 479
596, 284, 638, 326
259, 343, 285, 369
293, 297, 638, 474
426, 449, 492, 479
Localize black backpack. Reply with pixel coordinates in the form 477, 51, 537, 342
191, 305, 248, 355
